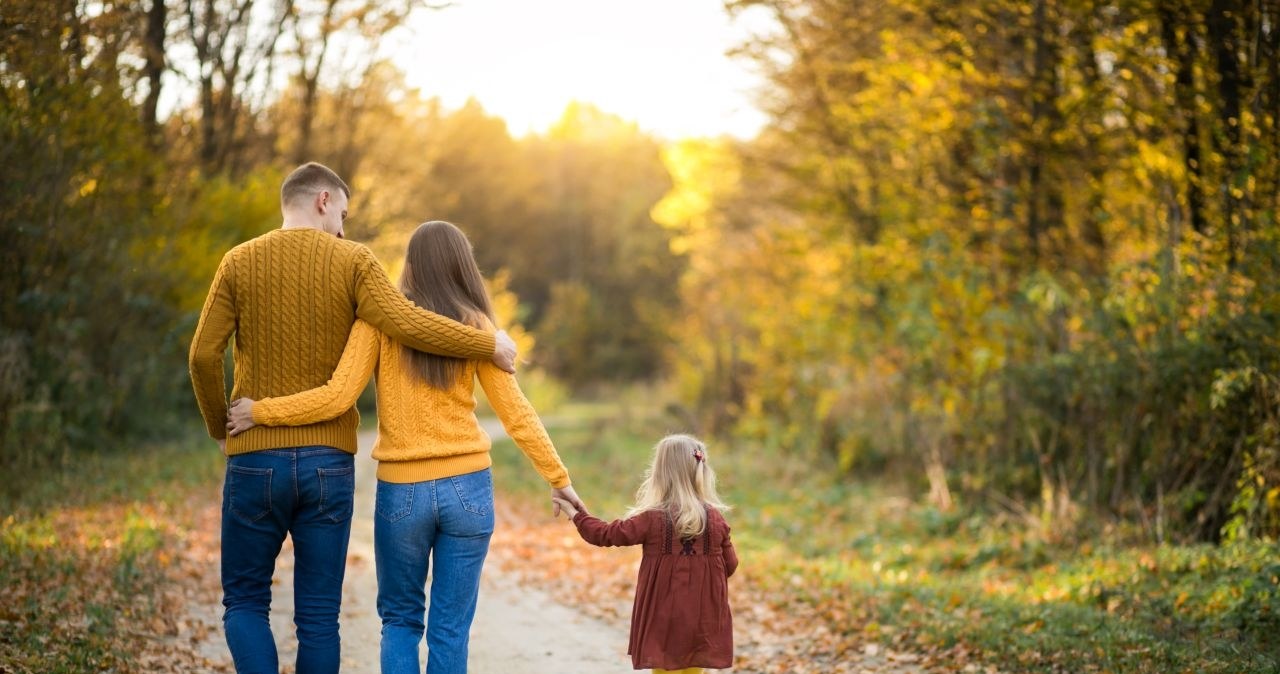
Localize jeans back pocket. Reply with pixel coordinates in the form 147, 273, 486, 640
317, 466, 355, 524
227, 464, 273, 524
375, 481, 415, 523
450, 469, 494, 517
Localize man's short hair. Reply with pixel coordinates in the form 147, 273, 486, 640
280, 162, 351, 208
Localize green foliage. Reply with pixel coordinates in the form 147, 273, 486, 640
657, 0, 1280, 541
2, 0, 682, 477
0, 434, 224, 672
346, 97, 681, 386
507, 406, 1279, 672
161, 167, 287, 313
0, 2, 195, 473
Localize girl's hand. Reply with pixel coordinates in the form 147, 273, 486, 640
550, 484, 586, 516
550, 497, 579, 520
226, 398, 258, 436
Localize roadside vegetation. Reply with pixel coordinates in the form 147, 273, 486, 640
0, 437, 223, 673
491, 401, 1280, 673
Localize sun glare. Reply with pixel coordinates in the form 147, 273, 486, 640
389, 0, 771, 140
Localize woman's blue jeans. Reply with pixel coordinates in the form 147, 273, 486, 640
374, 468, 495, 674
220, 446, 355, 674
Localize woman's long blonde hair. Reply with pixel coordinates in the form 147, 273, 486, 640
626, 434, 729, 538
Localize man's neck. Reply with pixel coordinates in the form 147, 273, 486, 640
280, 218, 322, 231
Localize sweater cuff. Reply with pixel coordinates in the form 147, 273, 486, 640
250, 400, 273, 425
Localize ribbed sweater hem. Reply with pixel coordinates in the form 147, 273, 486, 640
225, 412, 360, 456
375, 451, 493, 483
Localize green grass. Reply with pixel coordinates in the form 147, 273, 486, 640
0, 433, 224, 673
490, 403, 1280, 674
489, 405, 656, 508
0, 433, 224, 513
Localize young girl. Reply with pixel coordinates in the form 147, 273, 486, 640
552, 434, 737, 674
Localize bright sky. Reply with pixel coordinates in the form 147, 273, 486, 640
389, 0, 772, 140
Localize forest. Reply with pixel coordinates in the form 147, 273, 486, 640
2, 1, 1279, 671
6, 0, 1277, 541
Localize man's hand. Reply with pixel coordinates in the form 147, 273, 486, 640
551, 484, 586, 518
492, 329, 518, 373
551, 497, 579, 519
226, 398, 258, 436
217, 437, 227, 453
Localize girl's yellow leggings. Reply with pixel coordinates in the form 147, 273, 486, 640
653, 669, 703, 674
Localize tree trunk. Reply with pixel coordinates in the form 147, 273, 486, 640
1026, 0, 1064, 263
142, 0, 166, 144
1071, 3, 1107, 275
293, 0, 340, 165
1262, 0, 1280, 216
1209, 0, 1246, 268
1160, 2, 1207, 236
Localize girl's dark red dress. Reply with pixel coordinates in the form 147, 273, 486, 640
572, 506, 738, 670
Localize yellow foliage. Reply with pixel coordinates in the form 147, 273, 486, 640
486, 269, 535, 357
651, 139, 740, 255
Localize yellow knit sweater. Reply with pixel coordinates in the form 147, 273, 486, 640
189, 228, 497, 455
249, 319, 570, 487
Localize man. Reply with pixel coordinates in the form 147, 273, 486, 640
189, 162, 517, 674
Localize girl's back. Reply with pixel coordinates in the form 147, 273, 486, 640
563, 434, 737, 673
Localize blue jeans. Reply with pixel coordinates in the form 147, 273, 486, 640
374, 469, 495, 674
220, 446, 355, 674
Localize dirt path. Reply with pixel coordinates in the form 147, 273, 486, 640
185, 425, 631, 673
179, 423, 940, 673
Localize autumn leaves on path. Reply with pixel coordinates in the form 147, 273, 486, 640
176, 431, 633, 674
486, 501, 937, 674
170, 426, 946, 673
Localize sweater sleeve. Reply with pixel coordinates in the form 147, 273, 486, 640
250, 320, 380, 427
477, 360, 570, 488
351, 246, 496, 359
571, 510, 651, 547
189, 253, 237, 440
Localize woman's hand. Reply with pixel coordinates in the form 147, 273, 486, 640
226, 398, 258, 436
550, 497, 579, 520
550, 484, 585, 517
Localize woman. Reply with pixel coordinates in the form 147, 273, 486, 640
225, 221, 581, 674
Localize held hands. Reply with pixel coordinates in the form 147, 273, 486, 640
492, 329, 518, 373
550, 484, 586, 519
550, 497, 579, 520
226, 398, 258, 436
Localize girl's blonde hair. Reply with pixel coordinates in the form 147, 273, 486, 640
626, 434, 729, 538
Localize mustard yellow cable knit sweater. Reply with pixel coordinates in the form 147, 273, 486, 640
250, 319, 570, 487
188, 228, 497, 455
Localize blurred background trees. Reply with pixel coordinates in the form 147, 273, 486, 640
660, 0, 1280, 542
0, 0, 679, 471
2, 0, 1277, 543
